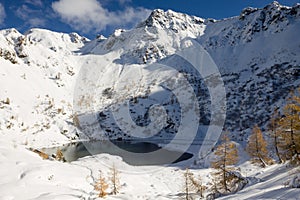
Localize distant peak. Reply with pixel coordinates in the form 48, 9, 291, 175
240, 7, 258, 17
151, 9, 164, 16
149, 9, 165, 18
144, 8, 204, 23
263, 1, 284, 10
137, 8, 204, 35
0, 28, 21, 36
137, 9, 167, 28
270, 1, 281, 7
96, 34, 106, 41
112, 29, 126, 37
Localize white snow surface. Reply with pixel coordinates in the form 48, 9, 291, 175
0, 2, 300, 199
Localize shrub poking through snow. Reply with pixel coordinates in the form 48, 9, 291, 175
183, 168, 207, 199
1, 97, 10, 105
5, 97, 10, 105
29, 148, 49, 160
290, 174, 300, 188
183, 168, 197, 200
55, 149, 66, 162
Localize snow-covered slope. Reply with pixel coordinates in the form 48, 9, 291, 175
219, 164, 300, 200
0, 28, 88, 147
199, 2, 300, 139
0, 1, 300, 199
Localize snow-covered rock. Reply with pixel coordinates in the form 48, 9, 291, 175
290, 174, 300, 188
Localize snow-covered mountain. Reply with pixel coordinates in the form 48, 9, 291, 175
0, 28, 89, 146
0, 2, 300, 199
199, 1, 300, 139
75, 1, 300, 145
1, 2, 299, 145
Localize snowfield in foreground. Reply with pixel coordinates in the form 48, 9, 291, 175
0, 138, 299, 199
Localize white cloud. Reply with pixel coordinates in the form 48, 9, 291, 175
15, 5, 46, 27
101, 0, 132, 5
117, 0, 132, 4
15, 5, 31, 19
0, 3, 6, 25
52, 0, 151, 33
28, 18, 46, 26
24, 0, 43, 7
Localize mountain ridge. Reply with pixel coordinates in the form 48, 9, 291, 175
75, 1, 300, 143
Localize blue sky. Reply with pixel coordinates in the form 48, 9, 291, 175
0, 0, 298, 39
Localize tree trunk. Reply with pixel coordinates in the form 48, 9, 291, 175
223, 142, 229, 192
256, 132, 266, 167
185, 172, 189, 200
272, 118, 283, 163
274, 132, 283, 163
290, 119, 300, 161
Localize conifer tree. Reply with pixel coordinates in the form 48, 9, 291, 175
110, 164, 120, 195
189, 174, 206, 198
183, 168, 196, 200
94, 170, 108, 198
211, 133, 239, 193
278, 89, 300, 162
246, 125, 270, 167
268, 109, 283, 163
